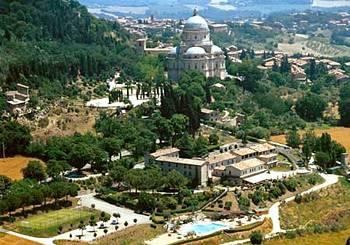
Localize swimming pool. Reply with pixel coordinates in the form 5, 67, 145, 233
180, 222, 229, 236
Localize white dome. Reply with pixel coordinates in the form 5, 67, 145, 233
185, 47, 206, 55
184, 15, 209, 31
211, 45, 223, 54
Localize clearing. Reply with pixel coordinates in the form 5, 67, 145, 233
5, 208, 100, 238
0, 156, 43, 180
271, 127, 350, 153
0, 233, 39, 245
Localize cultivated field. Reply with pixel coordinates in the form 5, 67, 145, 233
0, 156, 43, 180
5, 208, 99, 237
271, 127, 350, 153
0, 233, 39, 245
278, 39, 350, 57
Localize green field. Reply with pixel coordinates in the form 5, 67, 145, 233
5, 208, 100, 237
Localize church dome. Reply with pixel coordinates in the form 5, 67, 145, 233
211, 45, 223, 54
185, 47, 206, 55
184, 15, 209, 31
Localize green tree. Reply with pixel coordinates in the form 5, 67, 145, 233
295, 93, 327, 121
286, 128, 301, 148
193, 136, 209, 157
68, 143, 94, 171
109, 164, 127, 188
209, 133, 219, 145
166, 170, 188, 190
137, 192, 156, 212
315, 151, 330, 169
22, 161, 47, 181
175, 133, 194, 158
339, 84, 350, 126
46, 160, 71, 180
101, 138, 123, 162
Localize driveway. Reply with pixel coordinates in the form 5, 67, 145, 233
80, 194, 151, 224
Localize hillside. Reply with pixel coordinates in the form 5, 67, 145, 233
0, 0, 139, 101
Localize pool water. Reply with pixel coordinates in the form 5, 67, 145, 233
184, 222, 229, 235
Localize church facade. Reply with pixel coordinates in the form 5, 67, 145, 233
167, 10, 227, 81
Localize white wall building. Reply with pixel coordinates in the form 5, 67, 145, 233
155, 156, 208, 187
167, 9, 227, 81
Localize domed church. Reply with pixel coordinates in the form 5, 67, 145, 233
167, 9, 228, 81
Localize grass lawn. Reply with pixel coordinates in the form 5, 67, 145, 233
5, 208, 101, 238
0, 156, 43, 180
94, 224, 166, 245
271, 163, 292, 172
271, 127, 350, 153
0, 232, 39, 245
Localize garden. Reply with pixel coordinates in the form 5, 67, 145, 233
98, 188, 222, 223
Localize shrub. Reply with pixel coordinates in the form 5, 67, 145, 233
252, 190, 264, 205
250, 231, 263, 244
284, 178, 298, 192
295, 193, 302, 204
238, 196, 250, 210
285, 230, 297, 239
224, 201, 232, 210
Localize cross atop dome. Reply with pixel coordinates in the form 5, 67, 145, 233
193, 8, 198, 16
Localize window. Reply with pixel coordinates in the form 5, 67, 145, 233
195, 64, 198, 69
195, 36, 197, 39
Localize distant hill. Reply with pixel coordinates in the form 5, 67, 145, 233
0, 0, 139, 99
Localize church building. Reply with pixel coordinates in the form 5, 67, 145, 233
167, 9, 228, 81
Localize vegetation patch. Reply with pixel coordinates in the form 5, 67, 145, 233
94, 224, 166, 245
278, 177, 350, 243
